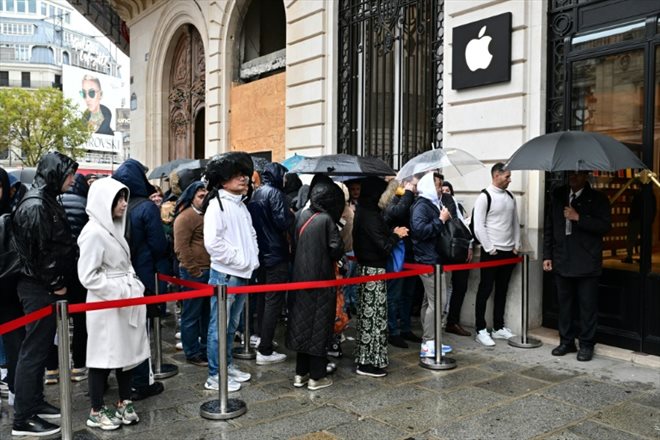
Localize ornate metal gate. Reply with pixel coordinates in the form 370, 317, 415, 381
338, 0, 443, 169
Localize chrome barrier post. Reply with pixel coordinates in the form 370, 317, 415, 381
153, 274, 178, 379
56, 300, 73, 440
509, 253, 542, 348
201, 284, 247, 419
419, 265, 456, 370
233, 295, 256, 360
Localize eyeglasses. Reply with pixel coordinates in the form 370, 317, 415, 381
80, 88, 100, 99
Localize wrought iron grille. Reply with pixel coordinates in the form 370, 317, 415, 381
338, 0, 443, 169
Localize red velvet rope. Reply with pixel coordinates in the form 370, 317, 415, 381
0, 257, 523, 333
0, 305, 52, 335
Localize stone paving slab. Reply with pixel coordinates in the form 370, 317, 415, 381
635, 390, 660, 410
518, 365, 582, 383
371, 385, 503, 434
326, 417, 407, 440
593, 401, 660, 439
414, 366, 499, 393
541, 420, 647, 440
541, 377, 642, 411
431, 394, 588, 439
473, 372, 550, 397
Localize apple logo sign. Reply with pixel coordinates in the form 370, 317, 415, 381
452, 12, 511, 90
465, 26, 493, 72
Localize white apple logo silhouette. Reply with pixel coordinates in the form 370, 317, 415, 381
465, 25, 493, 71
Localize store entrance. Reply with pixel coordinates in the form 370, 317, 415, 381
543, 19, 660, 355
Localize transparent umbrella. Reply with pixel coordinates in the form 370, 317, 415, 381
396, 148, 485, 181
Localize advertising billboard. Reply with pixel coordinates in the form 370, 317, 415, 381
62, 65, 129, 164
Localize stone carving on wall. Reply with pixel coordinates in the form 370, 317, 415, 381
168, 25, 205, 160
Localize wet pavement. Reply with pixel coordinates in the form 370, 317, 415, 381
1, 315, 659, 439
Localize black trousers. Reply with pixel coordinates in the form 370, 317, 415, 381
256, 262, 288, 356
0, 277, 25, 394
295, 352, 327, 381
14, 278, 57, 423
89, 368, 132, 411
474, 250, 516, 331
554, 274, 599, 348
446, 269, 469, 326
44, 280, 88, 371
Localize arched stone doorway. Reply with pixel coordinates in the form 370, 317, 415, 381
168, 25, 205, 160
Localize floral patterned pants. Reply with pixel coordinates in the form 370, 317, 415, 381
354, 266, 388, 368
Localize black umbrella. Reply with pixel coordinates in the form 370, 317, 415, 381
173, 159, 209, 175
505, 131, 647, 172
147, 158, 194, 179
289, 154, 395, 176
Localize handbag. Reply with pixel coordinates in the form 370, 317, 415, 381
386, 240, 405, 273
437, 218, 472, 264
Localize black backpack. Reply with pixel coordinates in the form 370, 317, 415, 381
0, 195, 46, 279
469, 188, 514, 246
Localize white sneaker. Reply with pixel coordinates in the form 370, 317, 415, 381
491, 327, 515, 340
475, 329, 496, 346
175, 341, 183, 350
256, 351, 287, 365
228, 364, 251, 382
204, 375, 241, 392
419, 340, 452, 358
249, 335, 260, 348
175, 332, 181, 340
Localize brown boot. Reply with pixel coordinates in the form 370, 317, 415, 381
445, 323, 471, 337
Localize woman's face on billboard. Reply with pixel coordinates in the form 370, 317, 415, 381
81, 79, 101, 113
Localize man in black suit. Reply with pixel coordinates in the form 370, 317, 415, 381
543, 171, 611, 361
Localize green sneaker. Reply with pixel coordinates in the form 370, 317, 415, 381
115, 400, 139, 425
87, 406, 121, 430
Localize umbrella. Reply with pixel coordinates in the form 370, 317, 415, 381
148, 158, 194, 179
289, 154, 395, 176
505, 131, 647, 171
8, 167, 37, 186
172, 159, 209, 175
281, 154, 307, 171
396, 148, 485, 181
251, 156, 270, 173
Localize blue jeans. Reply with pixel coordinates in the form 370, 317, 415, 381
387, 275, 415, 335
179, 268, 210, 360
0, 335, 6, 366
343, 256, 358, 311
207, 269, 248, 377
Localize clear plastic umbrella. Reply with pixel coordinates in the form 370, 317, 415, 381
395, 148, 485, 181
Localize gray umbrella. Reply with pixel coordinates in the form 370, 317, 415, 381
505, 131, 647, 172
147, 158, 194, 179
289, 154, 395, 176
8, 167, 37, 186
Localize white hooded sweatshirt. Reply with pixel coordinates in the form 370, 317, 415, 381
77, 177, 150, 369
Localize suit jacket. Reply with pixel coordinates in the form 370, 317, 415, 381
543, 183, 611, 277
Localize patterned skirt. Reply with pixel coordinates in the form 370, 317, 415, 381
354, 265, 388, 368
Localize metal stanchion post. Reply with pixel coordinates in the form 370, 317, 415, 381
56, 300, 73, 440
153, 273, 179, 379
200, 285, 247, 420
233, 295, 255, 360
509, 253, 542, 348
419, 265, 456, 370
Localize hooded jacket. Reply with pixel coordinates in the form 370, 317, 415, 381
77, 177, 150, 368
353, 177, 400, 268
287, 182, 345, 357
12, 152, 78, 291
248, 163, 294, 267
173, 181, 210, 276
410, 173, 445, 265
0, 167, 11, 215
59, 173, 89, 239
113, 159, 168, 293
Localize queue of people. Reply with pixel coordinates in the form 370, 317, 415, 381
0, 152, 612, 437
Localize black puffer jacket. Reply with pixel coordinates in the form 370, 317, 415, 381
59, 173, 89, 239
12, 152, 78, 291
383, 189, 415, 262
286, 181, 345, 357
248, 163, 294, 268
353, 177, 399, 269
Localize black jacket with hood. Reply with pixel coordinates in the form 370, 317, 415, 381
248, 163, 294, 268
12, 152, 78, 292
353, 177, 400, 269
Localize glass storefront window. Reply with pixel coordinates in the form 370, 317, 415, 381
571, 49, 645, 271
572, 20, 645, 51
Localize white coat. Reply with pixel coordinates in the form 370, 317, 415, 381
77, 177, 150, 369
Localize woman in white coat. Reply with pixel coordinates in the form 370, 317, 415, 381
78, 177, 150, 431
